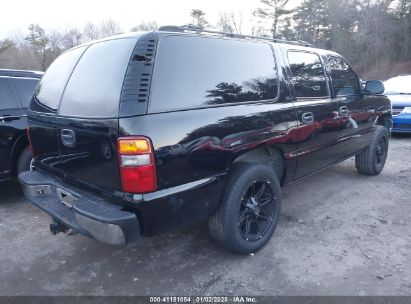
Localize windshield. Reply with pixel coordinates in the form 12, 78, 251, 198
384, 76, 411, 94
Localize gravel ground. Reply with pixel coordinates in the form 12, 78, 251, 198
0, 135, 410, 296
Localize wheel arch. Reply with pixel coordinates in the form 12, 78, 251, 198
376, 113, 392, 131
10, 131, 29, 174
229, 145, 287, 186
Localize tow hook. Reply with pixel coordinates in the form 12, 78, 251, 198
49, 219, 69, 235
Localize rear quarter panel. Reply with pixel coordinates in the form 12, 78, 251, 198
119, 100, 298, 190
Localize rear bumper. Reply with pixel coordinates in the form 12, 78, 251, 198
18, 171, 140, 245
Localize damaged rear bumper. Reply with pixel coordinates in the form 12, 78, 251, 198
18, 170, 140, 245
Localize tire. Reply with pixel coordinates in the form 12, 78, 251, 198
355, 126, 389, 176
209, 163, 282, 254
17, 147, 32, 175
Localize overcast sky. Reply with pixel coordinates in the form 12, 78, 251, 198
0, 0, 301, 39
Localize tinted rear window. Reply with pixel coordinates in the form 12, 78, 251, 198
11, 78, 39, 107
59, 38, 137, 118
35, 46, 86, 110
149, 36, 278, 112
0, 78, 18, 109
288, 51, 328, 98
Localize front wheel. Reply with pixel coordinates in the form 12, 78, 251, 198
208, 163, 282, 254
355, 126, 389, 176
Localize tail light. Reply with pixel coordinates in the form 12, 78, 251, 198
117, 137, 157, 193
26, 128, 35, 157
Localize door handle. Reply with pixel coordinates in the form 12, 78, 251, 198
339, 106, 349, 117
301, 112, 314, 124
61, 129, 76, 147
0, 115, 20, 122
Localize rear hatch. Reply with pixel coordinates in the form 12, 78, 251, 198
29, 36, 144, 193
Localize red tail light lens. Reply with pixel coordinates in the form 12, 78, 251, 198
117, 137, 157, 193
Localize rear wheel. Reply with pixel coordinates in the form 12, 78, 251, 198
355, 126, 389, 175
209, 163, 282, 254
17, 147, 32, 175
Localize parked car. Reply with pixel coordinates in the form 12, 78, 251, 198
384, 75, 411, 133
0, 69, 43, 182
19, 26, 391, 254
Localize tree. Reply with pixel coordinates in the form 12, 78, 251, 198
24, 24, 49, 70
0, 39, 16, 53
99, 19, 122, 37
83, 22, 101, 41
254, 0, 294, 38
190, 9, 209, 29
131, 21, 159, 32
60, 27, 83, 50
293, 0, 328, 45
251, 22, 268, 37
216, 12, 243, 34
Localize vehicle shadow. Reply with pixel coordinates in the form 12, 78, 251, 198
391, 132, 411, 139
0, 178, 23, 204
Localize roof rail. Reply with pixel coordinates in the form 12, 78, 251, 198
157, 25, 314, 48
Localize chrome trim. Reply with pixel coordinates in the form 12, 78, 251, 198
135, 176, 219, 202
75, 213, 126, 245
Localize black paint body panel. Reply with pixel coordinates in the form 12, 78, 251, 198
0, 70, 42, 180
24, 32, 392, 237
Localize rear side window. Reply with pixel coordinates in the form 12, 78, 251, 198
11, 78, 39, 107
288, 51, 328, 98
149, 36, 278, 112
0, 78, 18, 109
59, 38, 137, 118
327, 56, 360, 96
35, 46, 87, 110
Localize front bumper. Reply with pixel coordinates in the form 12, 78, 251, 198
18, 171, 140, 245
392, 114, 411, 133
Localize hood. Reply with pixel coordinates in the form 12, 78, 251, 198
386, 94, 411, 107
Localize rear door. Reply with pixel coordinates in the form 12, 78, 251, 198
30, 38, 138, 192
285, 50, 341, 179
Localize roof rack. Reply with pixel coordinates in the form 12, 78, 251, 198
157, 25, 314, 48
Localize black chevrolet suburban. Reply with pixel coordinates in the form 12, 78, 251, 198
0, 69, 43, 181
19, 27, 392, 254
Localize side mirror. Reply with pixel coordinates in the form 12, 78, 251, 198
364, 80, 385, 95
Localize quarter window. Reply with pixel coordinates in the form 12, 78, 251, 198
149, 36, 278, 112
327, 56, 360, 96
288, 51, 328, 98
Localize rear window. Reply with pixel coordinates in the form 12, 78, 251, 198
11, 78, 39, 107
59, 38, 137, 118
35, 46, 86, 110
149, 36, 278, 112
